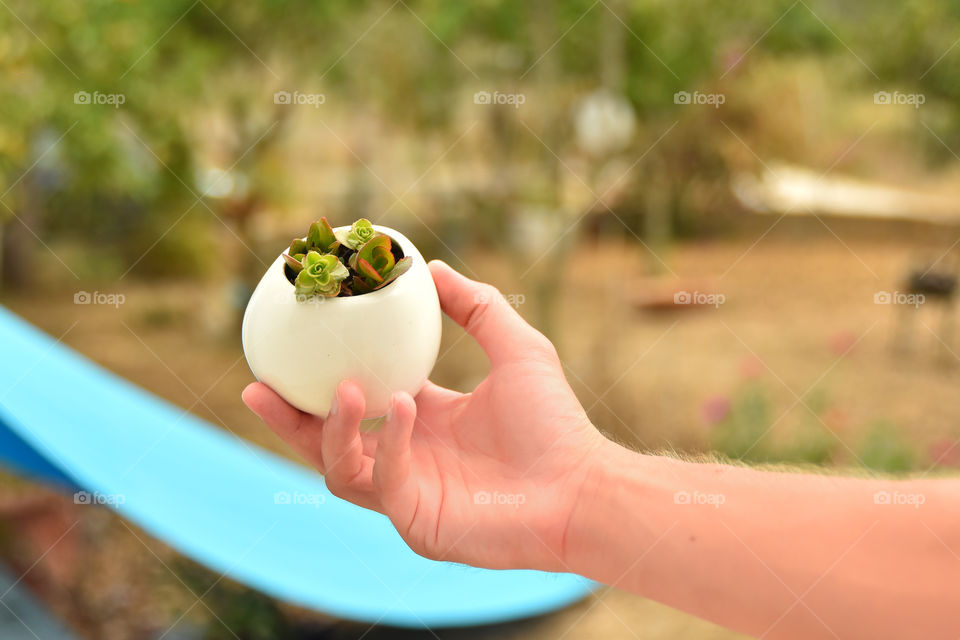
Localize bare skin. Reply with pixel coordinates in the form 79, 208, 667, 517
244, 260, 960, 640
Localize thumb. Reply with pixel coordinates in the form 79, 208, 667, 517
429, 260, 554, 366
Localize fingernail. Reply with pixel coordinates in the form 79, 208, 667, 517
330, 387, 340, 416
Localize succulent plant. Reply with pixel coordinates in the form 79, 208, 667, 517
337, 218, 377, 250
294, 251, 349, 297
348, 235, 413, 293
287, 217, 340, 264
282, 217, 412, 299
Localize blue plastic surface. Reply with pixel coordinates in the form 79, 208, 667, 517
0, 307, 593, 628
0, 415, 78, 491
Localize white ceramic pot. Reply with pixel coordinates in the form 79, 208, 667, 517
242, 225, 442, 419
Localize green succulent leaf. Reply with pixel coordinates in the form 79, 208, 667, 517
307, 217, 338, 252
370, 244, 395, 273
339, 218, 377, 250
289, 238, 308, 256
372, 256, 412, 290
356, 257, 384, 284
294, 269, 317, 296
283, 253, 304, 273
351, 275, 374, 294
294, 250, 349, 297
353, 235, 393, 275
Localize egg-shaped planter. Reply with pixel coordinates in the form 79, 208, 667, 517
242, 225, 442, 419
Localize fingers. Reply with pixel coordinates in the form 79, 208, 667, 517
320, 381, 379, 510
429, 260, 554, 366
243, 382, 309, 436
374, 392, 417, 494
242, 382, 378, 472
243, 383, 326, 469
374, 393, 421, 527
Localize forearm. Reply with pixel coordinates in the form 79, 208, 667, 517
565, 440, 960, 639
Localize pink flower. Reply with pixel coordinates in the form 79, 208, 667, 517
828, 331, 857, 357
822, 407, 850, 431
739, 355, 765, 380
701, 395, 731, 425
928, 438, 960, 468
717, 42, 747, 75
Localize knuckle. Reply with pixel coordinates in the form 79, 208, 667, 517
324, 477, 349, 499
323, 464, 363, 498
527, 330, 559, 362
403, 536, 439, 561
476, 283, 501, 303
465, 284, 500, 331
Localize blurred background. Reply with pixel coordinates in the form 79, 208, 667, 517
1, 0, 960, 638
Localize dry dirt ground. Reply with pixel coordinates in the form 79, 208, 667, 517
2, 220, 958, 639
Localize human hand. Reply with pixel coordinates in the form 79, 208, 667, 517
243, 260, 606, 571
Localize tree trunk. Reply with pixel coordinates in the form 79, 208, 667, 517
1, 179, 40, 291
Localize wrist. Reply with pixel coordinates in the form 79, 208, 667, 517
560, 438, 682, 585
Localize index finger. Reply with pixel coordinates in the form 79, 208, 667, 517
243, 383, 379, 470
